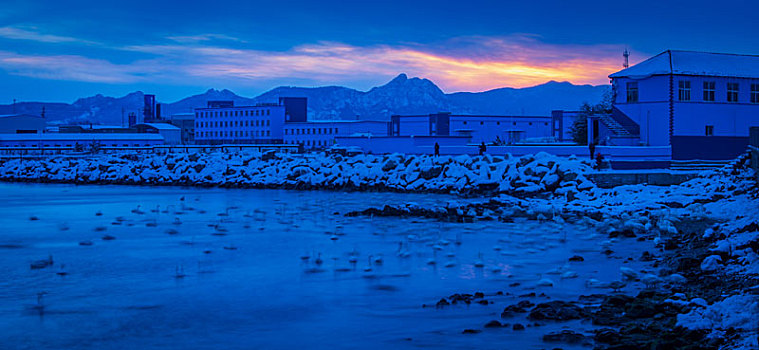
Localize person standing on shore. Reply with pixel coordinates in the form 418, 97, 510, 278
479, 142, 486, 156
589, 142, 596, 160
434, 142, 440, 157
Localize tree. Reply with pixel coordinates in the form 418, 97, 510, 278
569, 90, 613, 145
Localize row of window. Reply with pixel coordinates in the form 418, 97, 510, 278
284, 139, 333, 147
458, 121, 549, 126
196, 120, 271, 128
196, 130, 271, 138
2, 143, 152, 148
196, 109, 271, 118
285, 128, 339, 135
627, 81, 759, 103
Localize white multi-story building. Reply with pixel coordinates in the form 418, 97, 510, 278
194, 98, 308, 145
607, 50, 759, 159
194, 103, 285, 144
283, 120, 389, 149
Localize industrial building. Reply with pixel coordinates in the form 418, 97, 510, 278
133, 123, 182, 145
390, 113, 554, 144
604, 50, 759, 159
0, 114, 46, 134
194, 98, 308, 145
169, 113, 195, 145
283, 120, 389, 149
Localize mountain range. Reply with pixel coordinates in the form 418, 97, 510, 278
0, 74, 609, 125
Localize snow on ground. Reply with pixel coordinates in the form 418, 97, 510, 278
0, 151, 595, 196
677, 294, 759, 350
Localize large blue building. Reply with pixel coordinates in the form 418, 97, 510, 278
605, 50, 759, 159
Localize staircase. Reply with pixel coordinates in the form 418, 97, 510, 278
596, 107, 640, 146
598, 114, 632, 136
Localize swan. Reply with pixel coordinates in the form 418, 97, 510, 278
174, 265, 186, 279
620, 267, 639, 280
536, 278, 554, 287
131, 205, 145, 215
473, 253, 485, 268
396, 242, 411, 258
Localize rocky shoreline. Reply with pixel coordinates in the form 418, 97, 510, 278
350, 157, 759, 350
0, 151, 595, 198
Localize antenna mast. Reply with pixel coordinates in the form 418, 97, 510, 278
623, 48, 630, 69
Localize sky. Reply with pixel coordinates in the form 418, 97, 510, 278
0, 0, 757, 103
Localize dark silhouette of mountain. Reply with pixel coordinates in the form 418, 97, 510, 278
0, 74, 609, 124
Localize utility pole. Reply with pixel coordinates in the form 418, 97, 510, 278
12, 99, 16, 114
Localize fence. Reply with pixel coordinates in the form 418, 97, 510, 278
0, 143, 301, 158
751, 127, 759, 183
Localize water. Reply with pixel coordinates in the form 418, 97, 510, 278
0, 183, 652, 349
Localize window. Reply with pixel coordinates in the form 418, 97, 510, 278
727, 83, 739, 102
496, 122, 500, 125
678, 80, 691, 101
267, 110, 270, 116
751, 84, 759, 104
703, 81, 715, 101
626, 82, 639, 102
480, 121, 484, 125
705, 125, 714, 136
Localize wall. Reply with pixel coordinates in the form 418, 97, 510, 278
551, 110, 581, 142
0, 115, 46, 134
671, 75, 759, 137
671, 136, 749, 160
613, 75, 672, 146
449, 116, 552, 143
284, 121, 389, 149
613, 75, 759, 146
335, 136, 470, 154
392, 116, 429, 136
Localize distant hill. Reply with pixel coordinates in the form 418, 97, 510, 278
0, 74, 609, 124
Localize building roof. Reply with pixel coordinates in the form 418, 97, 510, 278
136, 123, 181, 130
284, 120, 388, 125
195, 103, 283, 110
0, 114, 43, 119
0, 134, 164, 141
609, 50, 759, 79
394, 114, 549, 119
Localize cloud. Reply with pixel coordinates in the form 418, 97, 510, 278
0, 35, 628, 90
165, 34, 247, 44
0, 26, 94, 44
0, 51, 153, 83
121, 35, 624, 91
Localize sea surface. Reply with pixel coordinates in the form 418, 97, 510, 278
0, 182, 651, 349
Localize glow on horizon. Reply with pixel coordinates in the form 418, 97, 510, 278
0, 32, 629, 94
